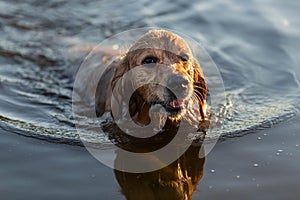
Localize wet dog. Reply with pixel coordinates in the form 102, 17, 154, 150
96, 30, 207, 128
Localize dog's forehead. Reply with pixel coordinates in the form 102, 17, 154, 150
132, 30, 191, 54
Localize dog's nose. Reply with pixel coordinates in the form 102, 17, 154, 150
167, 74, 189, 90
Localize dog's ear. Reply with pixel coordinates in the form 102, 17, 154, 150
108, 55, 132, 119
192, 59, 207, 120
111, 56, 130, 90
95, 56, 130, 117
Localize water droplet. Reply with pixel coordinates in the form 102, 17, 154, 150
257, 137, 262, 140
282, 19, 290, 27
236, 175, 240, 179
210, 169, 215, 173
253, 163, 259, 167
277, 149, 283, 153
112, 44, 119, 50
296, 144, 299, 147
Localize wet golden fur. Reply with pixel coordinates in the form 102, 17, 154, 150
96, 30, 207, 127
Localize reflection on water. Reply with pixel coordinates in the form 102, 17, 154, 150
113, 132, 205, 200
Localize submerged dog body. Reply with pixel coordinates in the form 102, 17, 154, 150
96, 30, 207, 128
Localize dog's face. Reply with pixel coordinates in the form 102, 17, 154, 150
112, 30, 207, 122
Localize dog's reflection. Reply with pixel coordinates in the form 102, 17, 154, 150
113, 139, 205, 200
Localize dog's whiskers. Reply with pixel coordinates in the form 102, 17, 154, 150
193, 85, 207, 91
193, 90, 205, 103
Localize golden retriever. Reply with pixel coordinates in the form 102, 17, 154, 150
95, 30, 207, 128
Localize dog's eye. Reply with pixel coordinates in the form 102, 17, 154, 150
142, 56, 158, 65
179, 54, 189, 62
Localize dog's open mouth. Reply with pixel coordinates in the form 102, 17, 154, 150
166, 99, 184, 112
151, 98, 185, 117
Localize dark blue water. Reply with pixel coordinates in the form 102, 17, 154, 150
1, 0, 300, 199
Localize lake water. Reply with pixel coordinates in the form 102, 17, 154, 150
0, 0, 300, 199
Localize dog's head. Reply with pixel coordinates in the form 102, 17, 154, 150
112, 30, 207, 124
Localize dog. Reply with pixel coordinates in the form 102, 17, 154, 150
95, 30, 207, 129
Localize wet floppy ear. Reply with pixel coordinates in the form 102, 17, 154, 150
193, 59, 207, 120
109, 55, 133, 119
111, 56, 130, 89
94, 57, 125, 117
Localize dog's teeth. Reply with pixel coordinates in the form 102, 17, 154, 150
170, 101, 176, 108
169, 99, 183, 108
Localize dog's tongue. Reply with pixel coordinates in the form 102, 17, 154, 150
169, 99, 184, 108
